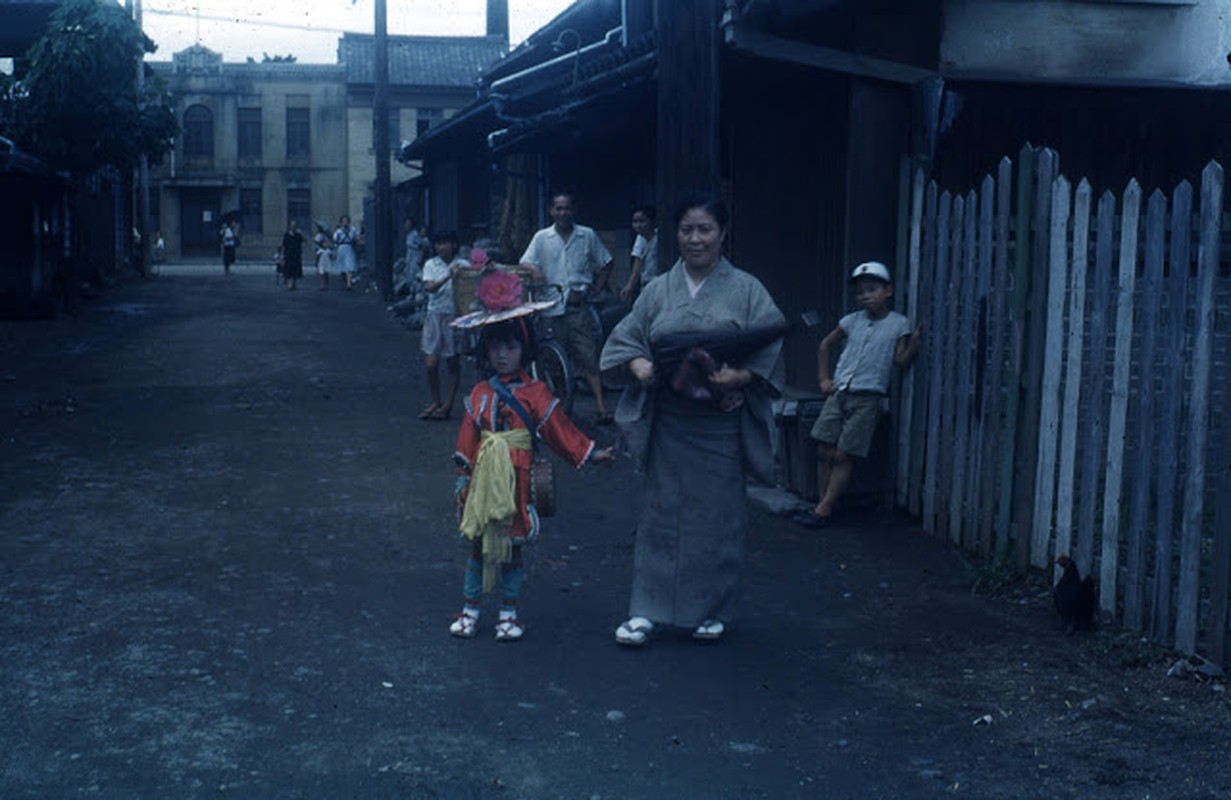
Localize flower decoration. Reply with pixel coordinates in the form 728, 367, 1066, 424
476, 270, 523, 312
469, 247, 490, 270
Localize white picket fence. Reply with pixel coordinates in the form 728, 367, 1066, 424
895, 145, 1231, 665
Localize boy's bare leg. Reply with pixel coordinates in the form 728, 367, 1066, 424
816, 446, 851, 519
440, 356, 461, 416
425, 355, 442, 408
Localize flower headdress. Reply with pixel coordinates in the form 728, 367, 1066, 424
450, 269, 554, 330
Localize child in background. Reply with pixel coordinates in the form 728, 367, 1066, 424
794, 261, 922, 528
419, 231, 468, 421
449, 274, 614, 641
315, 232, 334, 290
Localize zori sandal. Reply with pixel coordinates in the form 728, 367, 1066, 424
449, 609, 478, 638
494, 613, 525, 642
692, 619, 725, 641
615, 616, 654, 646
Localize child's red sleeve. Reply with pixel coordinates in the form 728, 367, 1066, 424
530, 384, 594, 468
454, 387, 482, 472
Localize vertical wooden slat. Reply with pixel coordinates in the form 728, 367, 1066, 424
1175, 160, 1222, 654
939, 194, 965, 541
1125, 189, 1166, 630
1152, 179, 1191, 645
996, 144, 1036, 559
1077, 191, 1115, 576
1099, 179, 1141, 614
908, 180, 938, 517
983, 157, 1014, 558
1210, 444, 1231, 666
1055, 179, 1091, 563
898, 165, 926, 507
922, 189, 952, 534
968, 174, 995, 554
1013, 147, 1058, 570
1031, 174, 1071, 567
949, 191, 977, 546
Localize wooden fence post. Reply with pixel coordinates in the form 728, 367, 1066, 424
1124, 189, 1166, 630
898, 165, 926, 508
1031, 174, 1071, 567
922, 190, 952, 534
1152, 179, 1191, 645
1054, 179, 1091, 564
940, 194, 965, 541
1099, 179, 1141, 614
997, 145, 1035, 561
968, 174, 996, 554
909, 180, 938, 517
950, 191, 977, 547
1011, 147, 1058, 570
984, 158, 1014, 558
1175, 160, 1222, 654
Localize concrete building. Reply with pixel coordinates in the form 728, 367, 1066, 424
149, 46, 347, 261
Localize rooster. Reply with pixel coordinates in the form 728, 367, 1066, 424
1053, 554, 1097, 634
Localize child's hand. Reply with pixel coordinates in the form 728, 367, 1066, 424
589, 446, 616, 465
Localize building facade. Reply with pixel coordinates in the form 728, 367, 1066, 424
149, 46, 348, 261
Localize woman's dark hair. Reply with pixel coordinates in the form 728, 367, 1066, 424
672, 191, 727, 231
478, 318, 537, 366
633, 203, 657, 221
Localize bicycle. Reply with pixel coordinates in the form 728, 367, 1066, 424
520, 281, 576, 414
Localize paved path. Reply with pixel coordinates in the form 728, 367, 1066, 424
2, 266, 1228, 799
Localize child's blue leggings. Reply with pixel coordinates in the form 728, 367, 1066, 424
463, 539, 523, 612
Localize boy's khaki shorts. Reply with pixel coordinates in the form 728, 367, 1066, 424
809, 391, 884, 458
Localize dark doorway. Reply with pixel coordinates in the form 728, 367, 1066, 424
180, 190, 221, 256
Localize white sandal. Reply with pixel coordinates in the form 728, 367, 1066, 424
494, 613, 524, 642
615, 616, 654, 646
692, 619, 725, 641
449, 609, 478, 638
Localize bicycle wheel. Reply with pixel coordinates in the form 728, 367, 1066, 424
532, 339, 574, 414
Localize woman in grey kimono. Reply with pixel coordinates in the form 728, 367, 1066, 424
600, 192, 785, 645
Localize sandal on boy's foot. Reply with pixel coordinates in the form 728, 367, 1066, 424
429, 407, 452, 421
593, 411, 615, 426
449, 609, 479, 638
692, 619, 725, 641
494, 615, 524, 642
615, 616, 654, 646
419, 403, 440, 419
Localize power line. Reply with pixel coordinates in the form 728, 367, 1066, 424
144, 7, 351, 35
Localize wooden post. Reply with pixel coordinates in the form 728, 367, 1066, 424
1152, 179, 1191, 644
1031, 174, 1071, 568
968, 174, 994, 554
1099, 179, 1141, 614
939, 194, 964, 540
1011, 147, 1057, 570
996, 145, 1034, 563
983, 157, 1013, 558
923, 191, 952, 534
373, 0, 394, 301
655, 0, 721, 264
909, 181, 939, 517
1054, 179, 1091, 565
1125, 189, 1166, 630
1175, 161, 1222, 654
897, 163, 925, 508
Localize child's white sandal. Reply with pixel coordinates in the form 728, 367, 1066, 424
449, 609, 479, 638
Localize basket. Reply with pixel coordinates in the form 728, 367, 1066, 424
453, 265, 519, 315
452, 268, 485, 315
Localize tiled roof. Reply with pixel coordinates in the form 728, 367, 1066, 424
339, 33, 507, 88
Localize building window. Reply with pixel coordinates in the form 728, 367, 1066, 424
182, 104, 213, 161
238, 107, 262, 160
286, 107, 310, 158
287, 187, 310, 232
416, 107, 443, 138
240, 188, 262, 235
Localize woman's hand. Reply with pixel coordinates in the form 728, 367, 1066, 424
709, 365, 752, 389
629, 357, 656, 385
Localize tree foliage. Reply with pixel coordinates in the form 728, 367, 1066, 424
3, 0, 177, 175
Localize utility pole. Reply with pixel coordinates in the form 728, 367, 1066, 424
372, 0, 393, 301
135, 0, 152, 276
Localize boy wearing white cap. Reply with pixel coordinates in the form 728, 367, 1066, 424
795, 261, 922, 528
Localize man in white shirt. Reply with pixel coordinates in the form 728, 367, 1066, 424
519, 191, 615, 423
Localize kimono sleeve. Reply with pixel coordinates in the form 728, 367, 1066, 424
530, 384, 594, 468
454, 387, 484, 471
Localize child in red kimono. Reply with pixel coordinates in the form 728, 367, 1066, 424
451, 316, 613, 641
